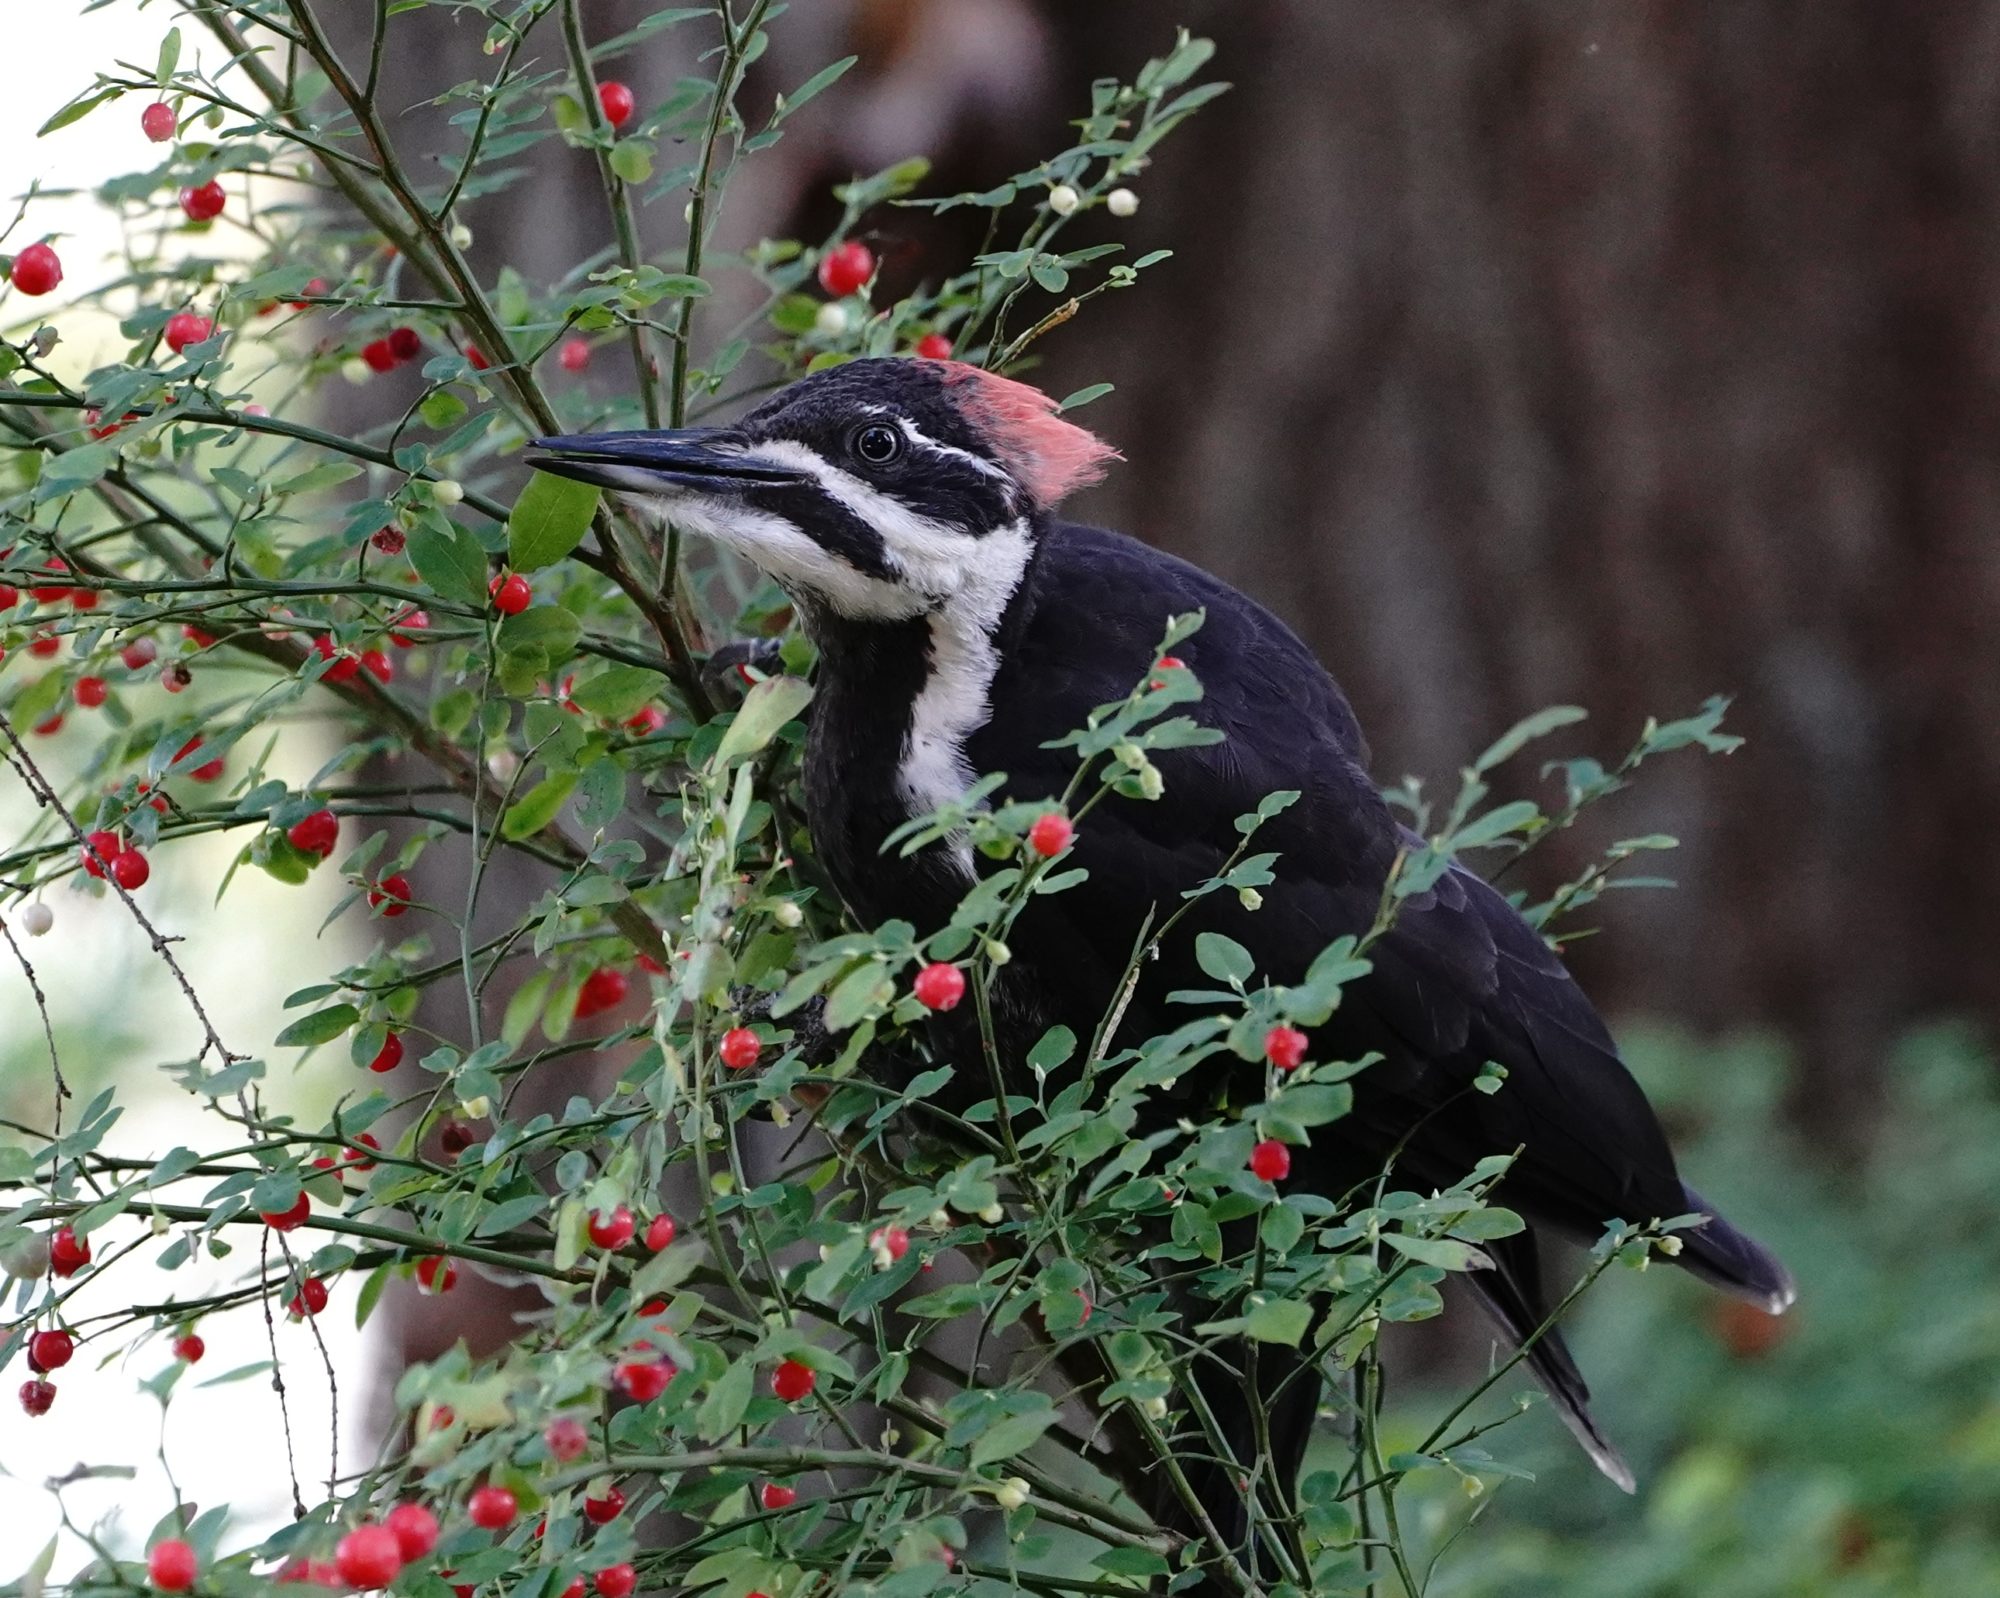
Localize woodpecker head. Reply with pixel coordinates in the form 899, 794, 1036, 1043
527, 358, 1118, 621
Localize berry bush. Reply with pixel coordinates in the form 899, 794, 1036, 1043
0, 9, 1744, 1595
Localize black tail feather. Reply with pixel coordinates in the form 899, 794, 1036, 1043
1676, 1183, 1797, 1313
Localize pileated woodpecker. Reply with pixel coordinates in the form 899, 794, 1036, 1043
530, 357, 1793, 1552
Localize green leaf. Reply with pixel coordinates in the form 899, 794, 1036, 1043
275, 1005, 359, 1048
507, 472, 601, 571
156, 27, 182, 86
1474, 705, 1586, 773
608, 139, 654, 184
712, 675, 812, 767
695, 1356, 754, 1442
1194, 932, 1253, 987
1448, 800, 1541, 851
1383, 1234, 1492, 1273
570, 665, 665, 721
406, 521, 489, 606
420, 390, 468, 429
968, 1402, 1058, 1467
501, 773, 577, 840
38, 87, 123, 138
1058, 382, 1113, 412
35, 444, 117, 497
275, 462, 363, 498
1244, 1295, 1314, 1346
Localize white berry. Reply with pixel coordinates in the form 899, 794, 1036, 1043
430, 478, 464, 506
994, 1478, 1029, 1511
1047, 184, 1081, 216
814, 302, 848, 337
19, 902, 53, 936
1107, 188, 1139, 217
449, 223, 473, 248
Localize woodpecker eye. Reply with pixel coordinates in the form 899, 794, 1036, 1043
850, 423, 903, 466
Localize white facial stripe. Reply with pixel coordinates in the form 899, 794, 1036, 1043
898, 516, 1033, 841
895, 418, 1010, 482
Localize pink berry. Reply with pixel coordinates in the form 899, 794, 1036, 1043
9, 243, 62, 297
1027, 813, 1074, 858
771, 1358, 815, 1402
335, 1524, 403, 1589
597, 81, 635, 128
120, 637, 158, 669
1249, 1140, 1291, 1183
148, 1540, 198, 1592
19, 1379, 56, 1416
142, 102, 176, 142
559, 338, 591, 374
913, 333, 952, 360
384, 1502, 440, 1561
644, 1214, 676, 1251
911, 962, 965, 1011
588, 1205, 635, 1251
544, 1415, 588, 1461
467, 1486, 517, 1530
1264, 1025, 1308, 1071
179, 181, 225, 222
817, 240, 873, 298
489, 573, 532, 615
718, 1027, 761, 1070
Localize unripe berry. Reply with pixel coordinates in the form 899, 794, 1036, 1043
430, 478, 464, 507
544, 1415, 589, 1461
1047, 183, 1081, 215
597, 81, 635, 128
179, 181, 226, 222
1026, 812, 1074, 857
559, 338, 591, 374
911, 962, 965, 1012
1264, 1025, 1308, 1071
385, 1502, 440, 1561
288, 808, 339, 860
995, 1476, 1031, 1511
9, 243, 63, 297
142, 102, 177, 142
1249, 1140, 1291, 1182
759, 1482, 796, 1511
816, 240, 873, 297
19, 1378, 56, 1416
335, 1524, 403, 1590
28, 1329, 74, 1371
593, 1565, 636, 1598
1107, 187, 1139, 216
718, 1027, 761, 1070
589, 1205, 635, 1250
771, 1358, 815, 1402
173, 1332, 205, 1363
489, 572, 532, 615
467, 1486, 517, 1530
644, 1213, 676, 1251
148, 1540, 198, 1592
112, 850, 151, 890
913, 332, 953, 360
583, 1486, 625, 1525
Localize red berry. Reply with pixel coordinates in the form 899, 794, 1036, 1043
816, 240, 874, 298
771, 1358, 816, 1402
346, 1133, 380, 1171
385, 1502, 440, 1561
438, 1120, 476, 1156
173, 1332, 205, 1363
1027, 813, 1074, 858
290, 278, 329, 311
593, 1566, 635, 1598
288, 808, 340, 860
75, 676, 108, 707
28, 633, 60, 659
911, 962, 965, 1012
49, 1227, 90, 1276
597, 81, 636, 128
644, 1213, 676, 1251
313, 634, 361, 684
415, 1255, 456, 1294
625, 706, 666, 735
718, 1027, 761, 1071
467, 1486, 517, 1530
390, 610, 430, 647
262, 1191, 310, 1231
588, 1205, 635, 1251
489, 572, 532, 615
335, 1524, 403, 1590
82, 829, 120, 878
367, 1031, 404, 1074
32, 712, 65, 736
1264, 1025, 1308, 1071
148, 1539, 198, 1592
1249, 1140, 1291, 1183
370, 526, 406, 556
575, 967, 629, 1019
583, 1486, 625, 1525
9, 243, 63, 297
558, 338, 591, 374
463, 344, 489, 371
869, 1225, 910, 1263
558, 1583, 582, 1598
361, 339, 397, 374
387, 327, 421, 362
913, 333, 953, 360
0, 583, 17, 610
112, 849, 151, 890
29, 1329, 74, 1371
288, 1276, 329, 1318
544, 1415, 588, 1461
164, 312, 214, 353
613, 1358, 671, 1402
19, 1379, 56, 1416
179, 181, 226, 222
759, 1482, 796, 1511
142, 102, 177, 142
369, 874, 413, 917
360, 649, 393, 685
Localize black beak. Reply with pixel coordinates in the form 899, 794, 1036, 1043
525, 429, 808, 494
